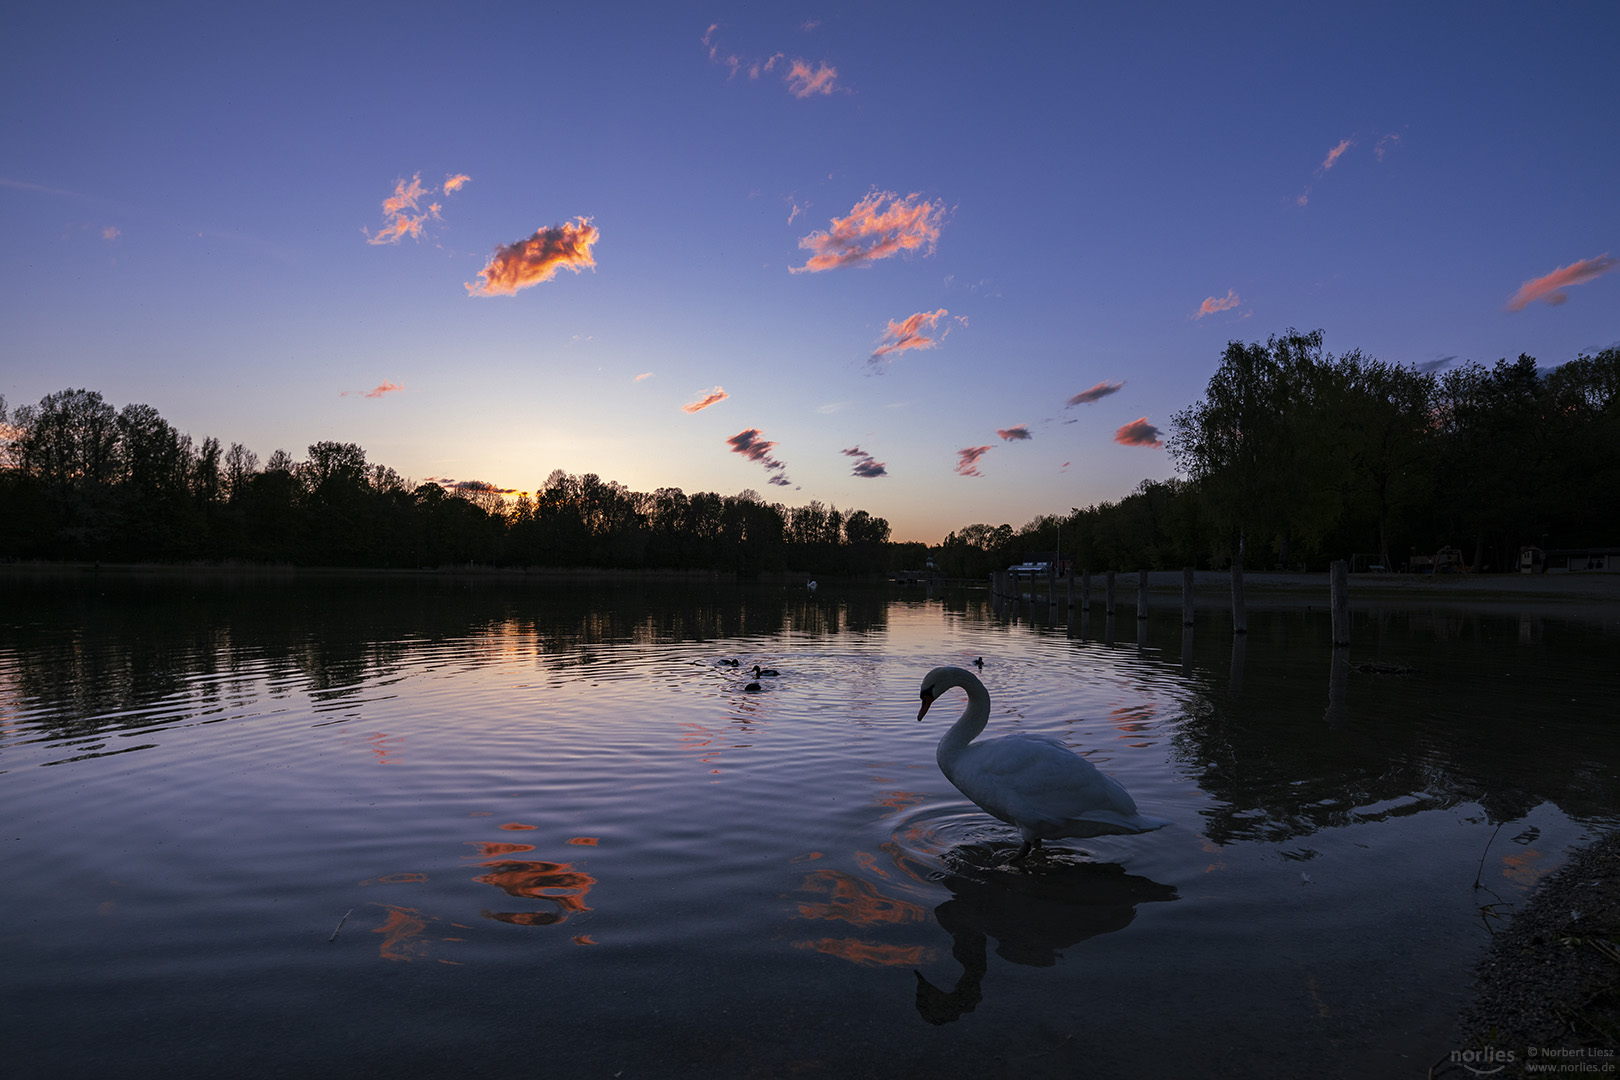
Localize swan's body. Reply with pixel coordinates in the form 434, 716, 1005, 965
752, 664, 780, 677
917, 665, 1169, 861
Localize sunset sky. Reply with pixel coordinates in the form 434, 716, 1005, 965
3, 2, 1616, 542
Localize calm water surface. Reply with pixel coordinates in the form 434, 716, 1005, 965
2, 572, 1618, 1079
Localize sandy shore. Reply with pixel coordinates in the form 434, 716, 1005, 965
1452, 831, 1620, 1076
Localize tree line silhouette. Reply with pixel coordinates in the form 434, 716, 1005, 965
932, 330, 1618, 578
3, 330, 1614, 577
0, 389, 899, 574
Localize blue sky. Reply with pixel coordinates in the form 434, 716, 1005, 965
3, 1, 1616, 542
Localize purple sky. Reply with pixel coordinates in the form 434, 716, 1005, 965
3, 2, 1616, 541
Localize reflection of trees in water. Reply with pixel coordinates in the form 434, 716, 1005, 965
1162, 609, 1620, 843
914, 848, 1178, 1025
0, 574, 896, 746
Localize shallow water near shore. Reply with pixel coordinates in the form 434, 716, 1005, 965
2, 572, 1617, 1079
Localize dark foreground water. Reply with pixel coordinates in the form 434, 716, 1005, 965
2, 571, 1617, 1079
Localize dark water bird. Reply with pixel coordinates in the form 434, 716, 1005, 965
752, 664, 780, 678
719, 658, 740, 666
916, 665, 1170, 863
743, 680, 762, 692
973, 657, 983, 668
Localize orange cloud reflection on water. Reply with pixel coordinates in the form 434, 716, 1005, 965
1502, 849, 1553, 888
373, 904, 430, 962
474, 859, 596, 926
465, 841, 536, 857
794, 868, 928, 926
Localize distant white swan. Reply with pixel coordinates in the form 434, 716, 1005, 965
916, 665, 1170, 862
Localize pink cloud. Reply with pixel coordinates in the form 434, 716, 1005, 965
101, 225, 120, 241
1320, 138, 1354, 172
1195, 289, 1241, 319
997, 425, 1031, 441
1505, 254, 1619, 312
871, 308, 951, 362
1114, 418, 1163, 447
727, 428, 791, 486
1066, 380, 1124, 406
342, 381, 403, 399
1295, 188, 1311, 207
683, 387, 729, 413
842, 446, 887, 478
1374, 133, 1401, 162
368, 171, 468, 246
955, 445, 992, 477
792, 190, 944, 274
785, 59, 838, 98
466, 218, 599, 296
633, 372, 653, 382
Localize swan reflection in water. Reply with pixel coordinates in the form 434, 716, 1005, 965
914, 846, 1177, 1025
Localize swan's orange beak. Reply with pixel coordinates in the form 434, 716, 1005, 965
917, 688, 935, 721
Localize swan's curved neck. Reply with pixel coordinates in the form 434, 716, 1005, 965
937, 674, 991, 763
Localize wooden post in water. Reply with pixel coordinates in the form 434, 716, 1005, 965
1182, 567, 1195, 627
1330, 559, 1350, 647
1105, 571, 1116, 616
1230, 558, 1248, 634
1137, 570, 1149, 619
1066, 569, 1075, 609
1081, 569, 1091, 612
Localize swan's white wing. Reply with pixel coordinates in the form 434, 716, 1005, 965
947, 734, 1167, 839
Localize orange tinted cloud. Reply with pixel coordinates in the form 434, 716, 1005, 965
955, 445, 991, 477
998, 425, 1031, 441
101, 225, 120, 241
1320, 138, 1354, 171
1195, 289, 1241, 319
341, 381, 403, 398
1374, 133, 1401, 162
1066, 380, 1124, 406
727, 428, 791, 486
871, 308, 950, 362
792, 190, 944, 273
467, 218, 599, 297
1114, 418, 1163, 447
683, 387, 729, 413
1505, 254, 1618, 311
368, 172, 468, 246
785, 59, 838, 97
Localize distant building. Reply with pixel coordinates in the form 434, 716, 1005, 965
1544, 547, 1620, 573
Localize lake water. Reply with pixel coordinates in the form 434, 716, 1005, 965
2, 571, 1617, 1079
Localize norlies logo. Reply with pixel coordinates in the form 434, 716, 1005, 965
1452, 1048, 1515, 1075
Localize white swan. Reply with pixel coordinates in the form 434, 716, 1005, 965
917, 665, 1170, 862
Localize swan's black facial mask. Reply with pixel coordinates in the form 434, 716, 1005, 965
917, 687, 935, 721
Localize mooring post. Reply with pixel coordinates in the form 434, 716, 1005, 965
1182, 567, 1195, 627
1137, 570, 1149, 620
1066, 569, 1075, 609
1105, 570, 1116, 616
1331, 559, 1350, 647
1230, 560, 1248, 634
1081, 569, 1091, 612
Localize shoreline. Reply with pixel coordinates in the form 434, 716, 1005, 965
1453, 830, 1620, 1076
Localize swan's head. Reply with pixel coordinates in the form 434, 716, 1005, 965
917, 665, 977, 721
